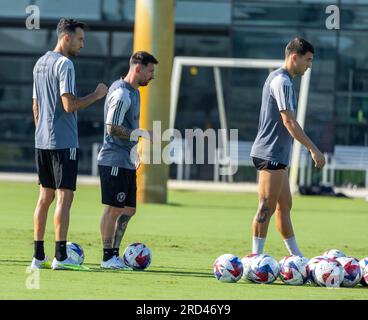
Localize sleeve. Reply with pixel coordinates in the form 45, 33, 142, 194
57, 59, 76, 96
270, 76, 295, 111
106, 90, 131, 126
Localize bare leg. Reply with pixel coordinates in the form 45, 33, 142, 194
252, 169, 286, 238
100, 206, 125, 249
34, 186, 55, 240
113, 207, 136, 250
275, 171, 294, 239
275, 171, 303, 256
54, 189, 74, 241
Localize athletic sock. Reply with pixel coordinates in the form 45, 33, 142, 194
284, 236, 303, 257
252, 236, 266, 254
103, 248, 115, 262
34, 240, 45, 260
55, 241, 67, 261
112, 248, 120, 257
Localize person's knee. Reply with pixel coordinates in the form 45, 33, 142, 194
124, 207, 136, 217
258, 197, 276, 214
56, 189, 74, 206
38, 189, 55, 207
255, 197, 276, 222
278, 198, 292, 214
105, 206, 125, 219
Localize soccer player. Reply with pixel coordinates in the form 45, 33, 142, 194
250, 37, 325, 257
97, 51, 158, 269
31, 19, 108, 270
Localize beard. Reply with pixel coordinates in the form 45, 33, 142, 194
139, 80, 150, 86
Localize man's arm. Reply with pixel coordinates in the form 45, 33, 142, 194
106, 124, 152, 141
61, 83, 108, 113
280, 110, 325, 168
33, 98, 38, 128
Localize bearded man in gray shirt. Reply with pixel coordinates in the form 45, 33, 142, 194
31, 19, 108, 270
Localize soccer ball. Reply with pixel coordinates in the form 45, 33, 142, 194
314, 259, 344, 287
123, 243, 152, 270
279, 255, 309, 285
213, 254, 243, 283
241, 253, 259, 281
335, 256, 362, 288
359, 257, 368, 286
248, 254, 280, 284
307, 256, 328, 284
66, 242, 84, 265
323, 249, 346, 260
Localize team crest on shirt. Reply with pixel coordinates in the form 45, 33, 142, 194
117, 192, 126, 203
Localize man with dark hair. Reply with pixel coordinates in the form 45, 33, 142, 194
97, 51, 158, 269
249, 37, 325, 257
31, 18, 108, 270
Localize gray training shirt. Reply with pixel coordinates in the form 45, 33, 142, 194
250, 68, 297, 166
97, 79, 140, 170
33, 51, 78, 149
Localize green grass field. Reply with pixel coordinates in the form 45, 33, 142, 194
0, 181, 367, 300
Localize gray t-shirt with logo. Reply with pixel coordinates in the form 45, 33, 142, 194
250, 68, 297, 166
97, 79, 140, 170
33, 51, 77, 149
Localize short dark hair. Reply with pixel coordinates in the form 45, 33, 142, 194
285, 37, 314, 57
56, 18, 86, 39
130, 51, 159, 67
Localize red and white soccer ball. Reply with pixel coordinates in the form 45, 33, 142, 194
66, 242, 84, 265
241, 253, 259, 281
123, 243, 152, 270
307, 256, 328, 285
335, 256, 362, 288
248, 254, 280, 284
213, 254, 243, 283
322, 249, 346, 260
279, 255, 309, 285
359, 257, 368, 286
314, 259, 344, 287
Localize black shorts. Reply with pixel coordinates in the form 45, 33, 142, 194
35, 148, 79, 191
252, 157, 287, 171
98, 165, 137, 208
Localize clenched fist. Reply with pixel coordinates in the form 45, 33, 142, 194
94, 83, 108, 100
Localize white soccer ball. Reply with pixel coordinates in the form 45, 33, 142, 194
248, 254, 280, 284
314, 259, 344, 287
335, 256, 362, 288
123, 243, 152, 270
322, 249, 346, 260
359, 257, 368, 286
213, 254, 243, 283
241, 253, 259, 281
307, 256, 329, 285
66, 242, 84, 265
279, 255, 309, 285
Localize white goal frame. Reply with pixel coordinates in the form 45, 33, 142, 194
169, 56, 312, 193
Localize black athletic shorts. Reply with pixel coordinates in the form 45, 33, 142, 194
98, 165, 137, 208
35, 148, 79, 191
252, 157, 287, 170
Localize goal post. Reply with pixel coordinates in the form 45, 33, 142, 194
169, 56, 312, 193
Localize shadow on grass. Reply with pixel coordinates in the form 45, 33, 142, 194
0, 259, 213, 278
167, 202, 251, 210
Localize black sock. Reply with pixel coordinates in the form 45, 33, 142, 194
113, 248, 119, 257
103, 248, 114, 262
55, 241, 67, 261
34, 241, 45, 260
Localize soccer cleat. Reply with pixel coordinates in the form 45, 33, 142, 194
101, 255, 131, 270
51, 257, 81, 270
30, 256, 51, 269
117, 256, 132, 270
